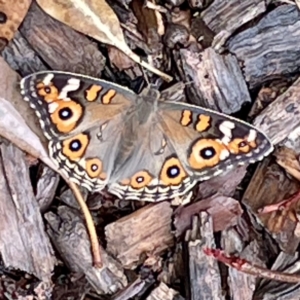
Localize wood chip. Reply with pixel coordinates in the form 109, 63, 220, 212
0, 142, 55, 281
20, 2, 106, 76
105, 202, 174, 269
184, 212, 224, 299
181, 47, 251, 114
228, 5, 300, 89
45, 206, 127, 294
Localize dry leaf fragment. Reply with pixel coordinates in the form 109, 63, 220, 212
35, 0, 172, 82
0, 0, 32, 51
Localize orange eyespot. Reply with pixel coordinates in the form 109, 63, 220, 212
160, 157, 187, 186
121, 171, 153, 189
228, 138, 248, 153
36, 82, 59, 102
227, 138, 257, 154
188, 139, 227, 170
86, 158, 103, 178
62, 133, 89, 161
50, 100, 83, 133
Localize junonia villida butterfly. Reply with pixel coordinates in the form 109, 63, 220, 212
20, 71, 273, 202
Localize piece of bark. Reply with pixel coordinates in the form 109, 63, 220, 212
163, 23, 190, 49
35, 165, 60, 212
201, 0, 266, 51
202, 0, 265, 34
254, 76, 300, 146
174, 194, 243, 238
196, 165, 247, 199
19, 2, 106, 76
0, 141, 55, 281
157, 243, 184, 286
190, 16, 214, 49
131, 0, 162, 50
146, 282, 183, 300
2, 30, 48, 75
180, 47, 251, 114
227, 241, 266, 300
248, 79, 292, 118
227, 5, 300, 89
184, 212, 224, 300
45, 206, 127, 295
242, 157, 300, 253
221, 227, 246, 256
105, 202, 174, 269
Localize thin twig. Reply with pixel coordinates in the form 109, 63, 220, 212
68, 181, 102, 268
205, 248, 300, 283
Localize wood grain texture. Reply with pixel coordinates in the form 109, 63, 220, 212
105, 202, 174, 269
180, 47, 251, 114
45, 206, 127, 294
19, 2, 106, 77
254, 77, 300, 145
242, 157, 300, 253
228, 5, 300, 89
0, 141, 55, 281
184, 212, 223, 300
201, 0, 266, 34
2, 30, 48, 75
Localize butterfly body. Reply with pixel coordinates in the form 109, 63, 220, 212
20, 71, 273, 202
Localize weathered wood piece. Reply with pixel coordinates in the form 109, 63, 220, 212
19, 2, 106, 76
227, 241, 264, 300
254, 77, 300, 145
242, 157, 300, 253
180, 47, 251, 114
228, 5, 300, 89
174, 194, 243, 237
0, 141, 55, 281
201, 0, 266, 35
196, 166, 247, 199
184, 212, 224, 300
105, 202, 174, 269
1, 31, 47, 75
35, 166, 60, 212
45, 206, 127, 294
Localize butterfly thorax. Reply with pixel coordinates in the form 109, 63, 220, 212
112, 90, 160, 172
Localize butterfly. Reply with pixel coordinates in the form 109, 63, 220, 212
20, 71, 273, 202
